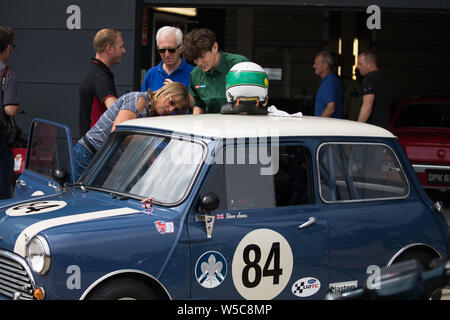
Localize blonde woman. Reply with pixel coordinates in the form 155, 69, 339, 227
74, 81, 190, 180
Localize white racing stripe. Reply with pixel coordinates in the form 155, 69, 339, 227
14, 207, 140, 257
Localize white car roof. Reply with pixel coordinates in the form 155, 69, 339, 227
121, 114, 395, 139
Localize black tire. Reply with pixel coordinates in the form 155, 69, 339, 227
86, 277, 157, 300
396, 251, 442, 300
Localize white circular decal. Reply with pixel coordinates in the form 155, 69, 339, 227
195, 251, 227, 289
6, 201, 67, 216
232, 228, 293, 300
292, 277, 321, 297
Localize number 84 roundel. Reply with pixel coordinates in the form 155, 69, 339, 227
232, 228, 293, 300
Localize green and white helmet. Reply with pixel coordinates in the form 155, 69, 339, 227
225, 62, 269, 106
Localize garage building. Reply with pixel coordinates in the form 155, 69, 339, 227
1, 0, 449, 139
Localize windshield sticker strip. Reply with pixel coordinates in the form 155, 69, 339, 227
14, 207, 140, 257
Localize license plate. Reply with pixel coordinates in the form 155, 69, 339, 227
427, 170, 450, 186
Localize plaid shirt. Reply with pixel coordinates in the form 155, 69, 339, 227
81, 91, 149, 151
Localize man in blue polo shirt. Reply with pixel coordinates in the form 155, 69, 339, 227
142, 26, 194, 114
313, 52, 343, 118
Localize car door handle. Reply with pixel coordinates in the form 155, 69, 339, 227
298, 217, 316, 229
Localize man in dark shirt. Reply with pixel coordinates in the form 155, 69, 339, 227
356, 51, 391, 129
79, 28, 125, 137
0, 26, 21, 199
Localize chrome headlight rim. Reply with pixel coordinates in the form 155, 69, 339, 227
26, 235, 51, 276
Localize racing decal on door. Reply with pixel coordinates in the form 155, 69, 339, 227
328, 280, 358, 293
154, 221, 174, 234
195, 251, 227, 289
232, 229, 293, 299
6, 201, 67, 216
292, 277, 321, 297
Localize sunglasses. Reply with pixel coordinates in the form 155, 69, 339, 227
158, 44, 180, 54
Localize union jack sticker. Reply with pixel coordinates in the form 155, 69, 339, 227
154, 221, 174, 234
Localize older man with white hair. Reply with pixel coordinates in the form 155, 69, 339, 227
141, 26, 194, 93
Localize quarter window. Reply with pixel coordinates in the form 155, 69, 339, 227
318, 143, 409, 202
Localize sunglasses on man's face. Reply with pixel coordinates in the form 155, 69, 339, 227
158, 44, 180, 54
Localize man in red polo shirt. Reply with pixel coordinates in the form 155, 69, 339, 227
79, 28, 126, 137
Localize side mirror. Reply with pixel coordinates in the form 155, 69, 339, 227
196, 193, 219, 239
199, 192, 219, 213
52, 168, 69, 187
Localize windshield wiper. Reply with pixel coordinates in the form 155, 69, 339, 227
71, 182, 133, 200
110, 192, 129, 200
72, 180, 88, 192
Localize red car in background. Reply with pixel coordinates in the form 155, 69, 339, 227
390, 97, 450, 191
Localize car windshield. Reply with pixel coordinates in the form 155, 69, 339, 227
394, 103, 450, 128
81, 132, 205, 205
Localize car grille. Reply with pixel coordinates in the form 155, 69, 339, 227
0, 250, 36, 300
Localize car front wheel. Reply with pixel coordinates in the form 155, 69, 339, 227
86, 277, 157, 300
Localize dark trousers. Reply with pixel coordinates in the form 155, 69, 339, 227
0, 138, 13, 200
73, 141, 94, 182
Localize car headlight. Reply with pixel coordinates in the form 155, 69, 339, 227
26, 235, 51, 275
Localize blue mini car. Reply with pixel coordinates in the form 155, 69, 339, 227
0, 115, 448, 300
